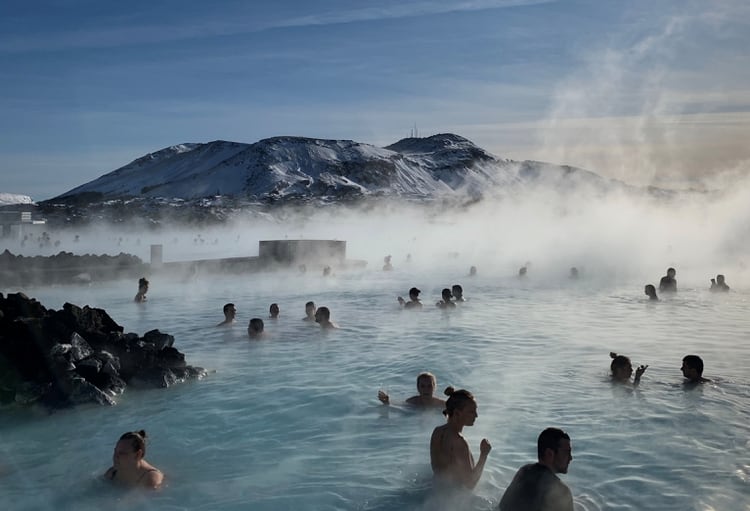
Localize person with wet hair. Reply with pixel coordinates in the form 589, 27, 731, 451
378, 372, 445, 408
104, 430, 163, 489
610, 352, 648, 385
429, 387, 491, 490
269, 303, 280, 319
315, 306, 339, 329
451, 285, 465, 302
134, 277, 149, 303
217, 303, 236, 326
303, 301, 316, 322
659, 267, 677, 292
710, 274, 730, 292
248, 318, 265, 338
398, 287, 423, 309
644, 284, 659, 301
681, 354, 711, 384
436, 288, 456, 309
498, 428, 573, 511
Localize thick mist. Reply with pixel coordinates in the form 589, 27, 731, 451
4, 179, 749, 292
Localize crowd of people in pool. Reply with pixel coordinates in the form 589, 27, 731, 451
370, 349, 711, 510
643, 267, 731, 300
117, 263, 727, 502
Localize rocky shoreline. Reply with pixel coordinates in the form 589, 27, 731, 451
0, 292, 205, 408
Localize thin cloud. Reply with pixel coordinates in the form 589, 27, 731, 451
0, 0, 552, 54
273, 0, 553, 29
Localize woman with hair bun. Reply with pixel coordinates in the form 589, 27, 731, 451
610, 352, 648, 386
104, 430, 164, 489
429, 387, 491, 490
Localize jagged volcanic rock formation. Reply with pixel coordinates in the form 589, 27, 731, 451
0, 292, 205, 408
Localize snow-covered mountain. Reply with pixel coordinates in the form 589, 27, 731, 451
0, 193, 34, 206
49, 133, 636, 207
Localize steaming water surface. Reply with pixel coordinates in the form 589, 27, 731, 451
2, 269, 749, 511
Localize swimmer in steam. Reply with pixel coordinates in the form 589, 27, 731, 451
681, 355, 711, 384
659, 267, 677, 293
499, 428, 574, 511
134, 277, 149, 303
104, 430, 163, 489
378, 372, 445, 408
269, 303, 280, 319
610, 352, 647, 386
302, 301, 316, 322
644, 285, 658, 301
451, 284, 464, 302
315, 306, 339, 329
709, 274, 730, 292
398, 287, 423, 309
436, 288, 456, 309
430, 387, 491, 490
217, 303, 236, 326
248, 318, 265, 338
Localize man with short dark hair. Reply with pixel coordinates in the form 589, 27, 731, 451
303, 301, 316, 322
315, 306, 339, 329
217, 303, 236, 326
681, 355, 710, 383
659, 267, 677, 292
398, 287, 423, 309
499, 428, 574, 511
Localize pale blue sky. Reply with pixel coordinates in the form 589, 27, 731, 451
2, 0, 748, 199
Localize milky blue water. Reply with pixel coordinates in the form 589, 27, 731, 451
2, 265, 749, 511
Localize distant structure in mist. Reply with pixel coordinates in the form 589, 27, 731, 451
0, 207, 46, 239
153, 239, 361, 277
258, 240, 346, 266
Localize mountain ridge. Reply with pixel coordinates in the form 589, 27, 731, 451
49, 133, 628, 206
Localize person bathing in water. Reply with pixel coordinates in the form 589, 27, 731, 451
378, 372, 445, 408
302, 301, 316, 322
451, 285, 465, 302
610, 352, 648, 385
430, 387, 491, 490
436, 288, 456, 309
315, 306, 339, 329
644, 284, 659, 301
247, 318, 265, 338
710, 274, 730, 292
681, 354, 711, 384
269, 303, 280, 319
659, 267, 677, 292
134, 277, 149, 303
217, 303, 236, 326
398, 287, 423, 309
104, 430, 163, 489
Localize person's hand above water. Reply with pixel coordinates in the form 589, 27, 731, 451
480, 438, 492, 456
634, 364, 649, 384
378, 390, 390, 404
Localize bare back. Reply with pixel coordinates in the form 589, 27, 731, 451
430, 424, 473, 485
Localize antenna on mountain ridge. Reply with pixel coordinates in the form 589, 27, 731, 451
410, 122, 419, 138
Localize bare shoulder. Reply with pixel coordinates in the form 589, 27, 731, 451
103, 466, 115, 480
431, 424, 449, 441
142, 468, 164, 489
